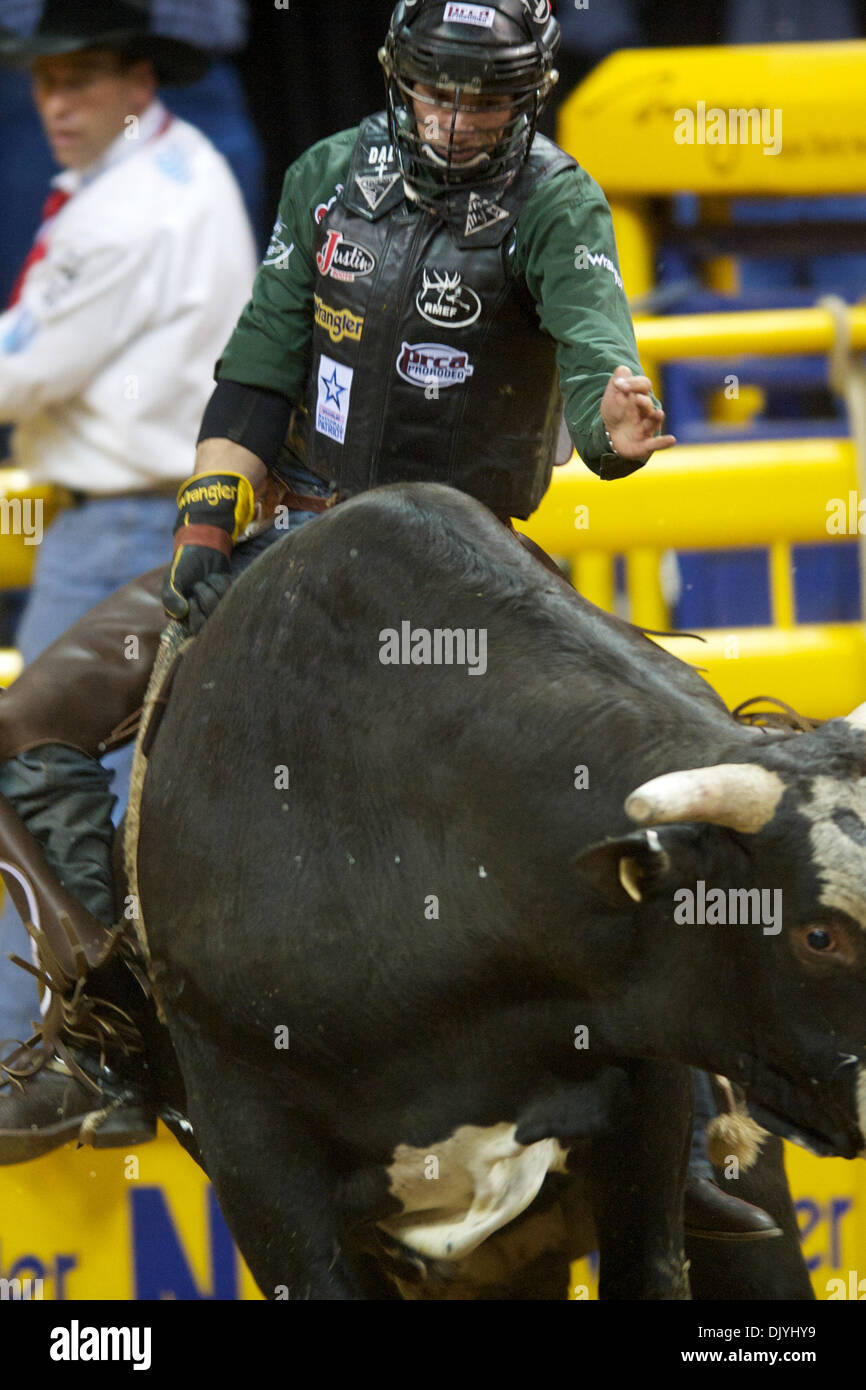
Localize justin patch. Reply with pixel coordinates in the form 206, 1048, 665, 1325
316, 230, 376, 282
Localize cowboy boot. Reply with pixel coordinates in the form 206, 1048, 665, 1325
0, 787, 157, 1161
684, 1070, 782, 1241
0, 568, 166, 1162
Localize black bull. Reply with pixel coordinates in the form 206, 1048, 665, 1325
134, 483, 866, 1300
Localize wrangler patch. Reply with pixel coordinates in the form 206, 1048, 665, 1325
178, 481, 238, 508
314, 295, 364, 345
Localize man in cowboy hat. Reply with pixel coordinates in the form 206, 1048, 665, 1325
0, 0, 257, 1045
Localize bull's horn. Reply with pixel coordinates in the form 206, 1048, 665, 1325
846, 701, 866, 730
625, 764, 786, 834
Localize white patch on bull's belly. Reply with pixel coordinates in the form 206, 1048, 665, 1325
378, 1122, 570, 1261
803, 776, 866, 931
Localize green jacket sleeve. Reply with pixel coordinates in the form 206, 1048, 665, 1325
215, 128, 358, 402
512, 165, 656, 479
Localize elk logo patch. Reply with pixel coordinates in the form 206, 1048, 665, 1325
415, 269, 482, 329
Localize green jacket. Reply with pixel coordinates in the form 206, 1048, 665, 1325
218, 120, 650, 483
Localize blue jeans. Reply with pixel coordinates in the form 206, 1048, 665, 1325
0, 485, 329, 1042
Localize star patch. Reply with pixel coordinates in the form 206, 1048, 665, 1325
316, 354, 354, 445
321, 364, 345, 407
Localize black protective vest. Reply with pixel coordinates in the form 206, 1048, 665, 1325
295, 113, 576, 520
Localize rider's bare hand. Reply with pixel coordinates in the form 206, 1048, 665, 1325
600, 365, 676, 460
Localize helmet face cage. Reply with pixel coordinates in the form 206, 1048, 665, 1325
381, 1, 559, 217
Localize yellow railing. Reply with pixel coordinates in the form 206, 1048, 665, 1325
522, 303, 866, 720
1, 428, 862, 718
635, 304, 866, 370
524, 453, 866, 716
559, 41, 866, 197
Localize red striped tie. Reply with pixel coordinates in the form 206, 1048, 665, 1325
7, 188, 73, 308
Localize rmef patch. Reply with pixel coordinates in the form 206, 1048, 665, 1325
443, 4, 496, 27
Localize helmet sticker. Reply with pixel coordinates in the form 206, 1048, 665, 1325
442, 3, 497, 26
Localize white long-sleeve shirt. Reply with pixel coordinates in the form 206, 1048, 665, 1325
0, 101, 258, 494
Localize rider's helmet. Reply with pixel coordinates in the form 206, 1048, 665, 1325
379, 0, 560, 221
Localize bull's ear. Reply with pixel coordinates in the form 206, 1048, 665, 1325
575, 828, 682, 906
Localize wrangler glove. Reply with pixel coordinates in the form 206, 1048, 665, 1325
162, 471, 255, 623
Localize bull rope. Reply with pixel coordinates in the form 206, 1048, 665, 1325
123, 619, 192, 987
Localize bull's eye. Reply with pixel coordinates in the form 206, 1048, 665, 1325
793, 922, 857, 966
806, 928, 832, 952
